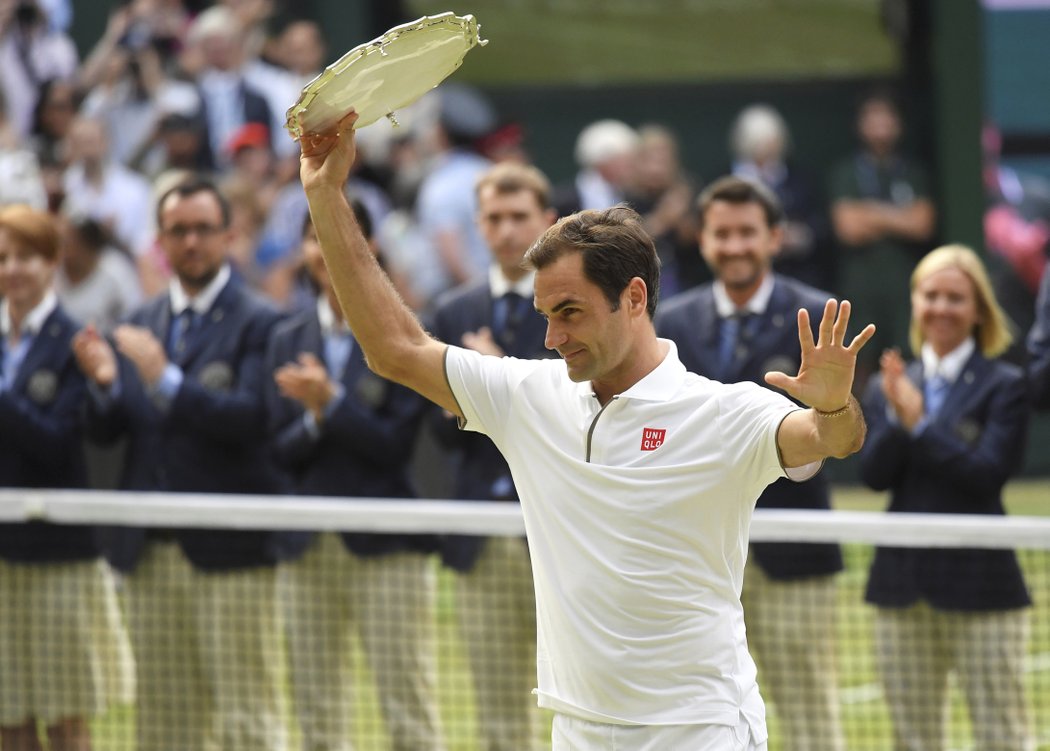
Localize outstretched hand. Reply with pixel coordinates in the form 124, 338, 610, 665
298, 110, 360, 193
764, 299, 875, 412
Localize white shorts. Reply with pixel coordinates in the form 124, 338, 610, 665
551, 713, 767, 751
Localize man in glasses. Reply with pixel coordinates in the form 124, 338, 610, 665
73, 177, 290, 751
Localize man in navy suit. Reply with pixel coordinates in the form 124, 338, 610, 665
655, 176, 845, 751
265, 205, 444, 751
428, 162, 556, 751
72, 178, 287, 751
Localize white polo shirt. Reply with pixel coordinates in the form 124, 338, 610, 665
445, 340, 807, 736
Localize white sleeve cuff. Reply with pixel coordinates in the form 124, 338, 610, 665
783, 459, 824, 483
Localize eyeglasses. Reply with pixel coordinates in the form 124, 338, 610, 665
161, 224, 225, 240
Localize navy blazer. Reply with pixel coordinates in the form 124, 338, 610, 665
427, 277, 550, 572
1027, 268, 1050, 407
85, 278, 288, 572
197, 80, 273, 170
265, 306, 436, 558
860, 353, 1031, 611
655, 274, 843, 579
0, 305, 97, 563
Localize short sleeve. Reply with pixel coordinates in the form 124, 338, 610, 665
718, 383, 807, 488
444, 346, 544, 445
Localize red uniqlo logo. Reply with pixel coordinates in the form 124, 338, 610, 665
640, 428, 666, 451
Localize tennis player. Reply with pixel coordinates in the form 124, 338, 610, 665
298, 111, 874, 751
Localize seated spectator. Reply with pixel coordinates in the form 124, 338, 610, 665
244, 18, 327, 164
626, 123, 700, 297
0, 86, 46, 209
224, 121, 279, 215
184, 5, 274, 172
0, 0, 77, 139
26, 77, 78, 211
217, 172, 268, 288
132, 111, 212, 181
54, 214, 142, 332
410, 84, 497, 307
78, 2, 199, 168
553, 118, 638, 217
730, 103, 833, 290
61, 114, 153, 257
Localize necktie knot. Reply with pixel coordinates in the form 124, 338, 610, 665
494, 292, 528, 344
169, 308, 199, 357
717, 311, 755, 380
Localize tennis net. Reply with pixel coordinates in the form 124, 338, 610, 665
0, 488, 1047, 751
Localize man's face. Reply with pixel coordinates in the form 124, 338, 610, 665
477, 186, 555, 278
858, 100, 901, 155
534, 252, 633, 386
699, 200, 781, 294
67, 119, 108, 167
158, 191, 230, 292
281, 21, 325, 75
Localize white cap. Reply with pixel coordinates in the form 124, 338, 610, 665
574, 119, 639, 168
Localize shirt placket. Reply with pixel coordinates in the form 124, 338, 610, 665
584, 396, 622, 464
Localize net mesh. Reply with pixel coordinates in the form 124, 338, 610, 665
0, 488, 1047, 751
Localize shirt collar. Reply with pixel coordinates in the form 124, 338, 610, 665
317, 295, 351, 338
576, 338, 688, 403
169, 264, 231, 317
921, 337, 976, 383
712, 273, 774, 318
732, 159, 788, 188
0, 291, 57, 338
488, 266, 535, 299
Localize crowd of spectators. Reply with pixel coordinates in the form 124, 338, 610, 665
1, 1, 1048, 750
0, 1, 954, 355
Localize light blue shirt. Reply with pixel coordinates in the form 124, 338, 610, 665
0, 292, 57, 391
150, 265, 232, 412
302, 297, 351, 439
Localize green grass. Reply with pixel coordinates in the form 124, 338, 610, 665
833, 477, 1050, 516
83, 482, 1050, 749
405, 0, 898, 86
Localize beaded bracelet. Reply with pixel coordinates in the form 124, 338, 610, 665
815, 402, 852, 418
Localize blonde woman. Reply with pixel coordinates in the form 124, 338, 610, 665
859, 244, 1032, 751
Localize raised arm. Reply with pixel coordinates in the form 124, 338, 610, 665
298, 113, 461, 417
765, 299, 876, 466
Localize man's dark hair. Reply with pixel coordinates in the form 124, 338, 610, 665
697, 175, 784, 230
856, 86, 900, 117
69, 216, 111, 255
523, 205, 661, 318
155, 177, 231, 229
475, 161, 551, 210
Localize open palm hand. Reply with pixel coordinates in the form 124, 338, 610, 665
765, 299, 875, 412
